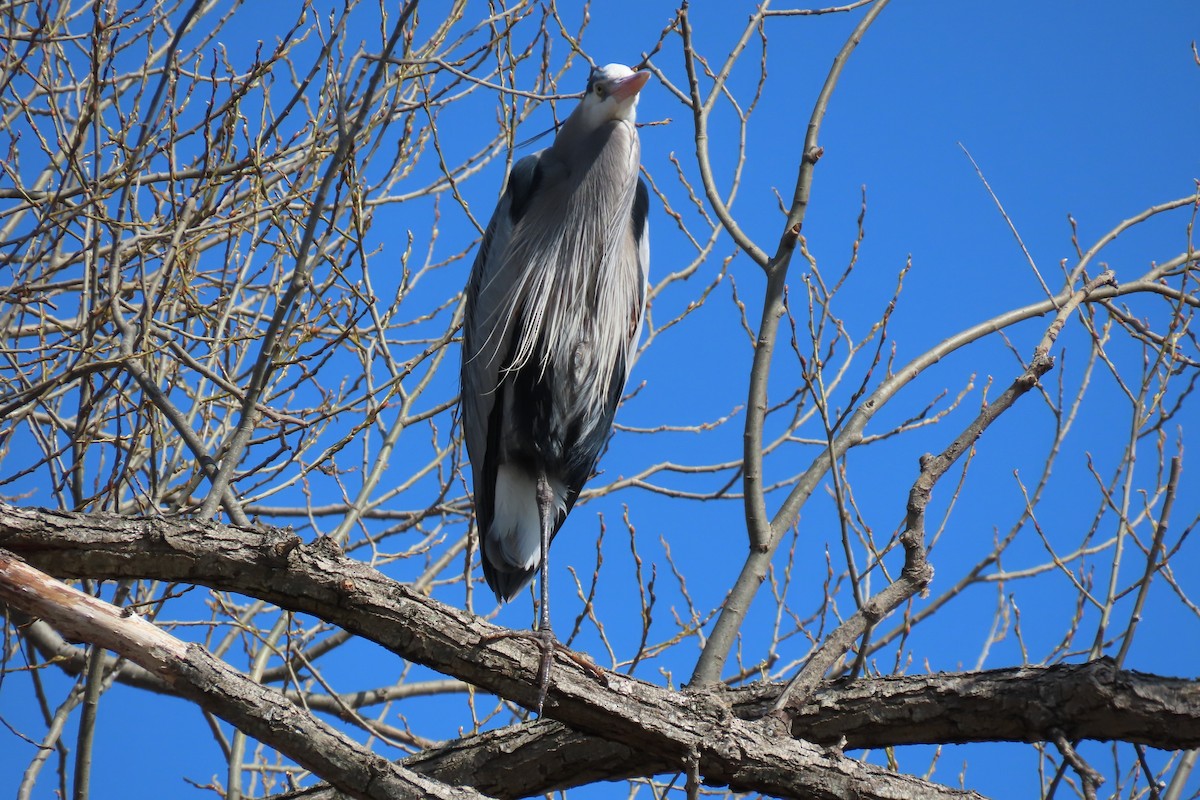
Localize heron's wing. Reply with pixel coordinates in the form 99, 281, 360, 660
461, 152, 543, 533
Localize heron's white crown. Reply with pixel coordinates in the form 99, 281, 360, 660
577, 63, 648, 130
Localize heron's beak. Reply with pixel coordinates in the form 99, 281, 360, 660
609, 70, 650, 102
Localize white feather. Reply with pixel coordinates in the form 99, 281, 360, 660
485, 464, 569, 575
486, 464, 542, 573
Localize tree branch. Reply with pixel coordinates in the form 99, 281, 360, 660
0, 504, 982, 800
281, 657, 1200, 800
692, 0, 894, 687
7, 505, 1199, 797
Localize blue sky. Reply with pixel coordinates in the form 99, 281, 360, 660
3, 1, 1198, 798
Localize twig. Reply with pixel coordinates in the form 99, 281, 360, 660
1115, 455, 1182, 665
1051, 729, 1104, 800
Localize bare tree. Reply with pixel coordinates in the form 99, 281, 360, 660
2, 2, 1197, 799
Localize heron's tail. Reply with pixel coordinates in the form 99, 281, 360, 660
480, 464, 566, 603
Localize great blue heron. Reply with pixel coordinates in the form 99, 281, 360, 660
461, 63, 650, 710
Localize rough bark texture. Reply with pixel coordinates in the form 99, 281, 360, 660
4, 504, 1196, 799
395, 664, 1199, 798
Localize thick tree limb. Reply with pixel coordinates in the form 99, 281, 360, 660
0, 503, 982, 800
7, 506, 1197, 797
22, 610, 1195, 800
277, 651, 1200, 800
5, 505, 1197, 796
8, 505, 1198, 797
402, 663, 1199, 797
737, 663, 1200, 750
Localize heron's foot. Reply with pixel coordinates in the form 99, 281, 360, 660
529, 628, 611, 714
478, 627, 607, 715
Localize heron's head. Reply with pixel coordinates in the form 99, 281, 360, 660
575, 63, 649, 131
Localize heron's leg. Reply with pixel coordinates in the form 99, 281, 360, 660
533, 469, 556, 714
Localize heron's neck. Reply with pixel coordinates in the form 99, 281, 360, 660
551, 118, 637, 177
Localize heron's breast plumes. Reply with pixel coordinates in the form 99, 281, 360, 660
504, 121, 642, 401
